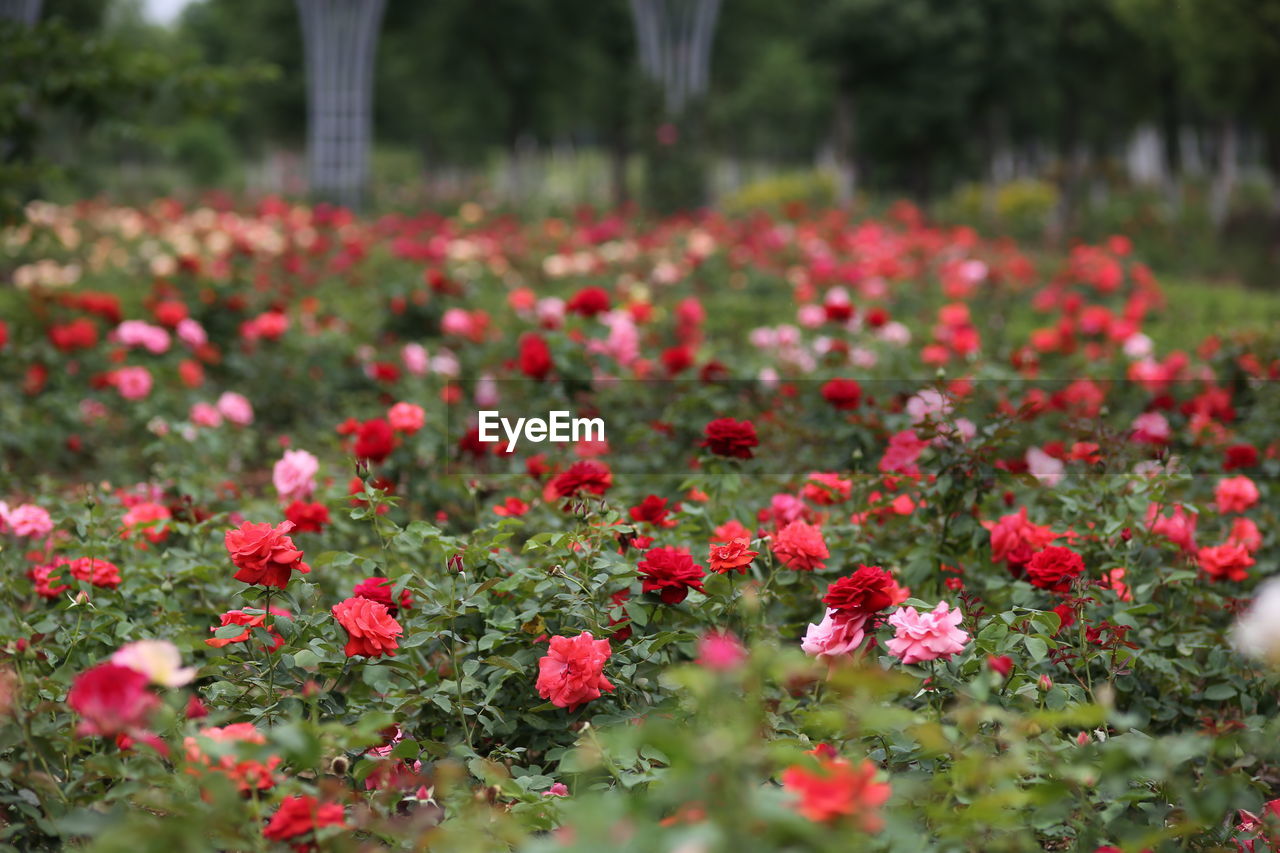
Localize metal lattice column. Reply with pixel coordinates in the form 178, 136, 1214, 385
628, 0, 721, 115
296, 0, 386, 209
0, 0, 42, 25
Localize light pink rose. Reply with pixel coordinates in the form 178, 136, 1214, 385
216, 392, 254, 426
8, 504, 53, 538
401, 343, 429, 376
176, 318, 208, 349
387, 402, 425, 434
190, 402, 223, 428
112, 639, 196, 687
1131, 412, 1171, 444
885, 601, 970, 665
1026, 447, 1065, 487
273, 449, 319, 501
114, 366, 153, 400
797, 304, 826, 328
801, 609, 869, 660
115, 321, 171, 354
441, 308, 473, 337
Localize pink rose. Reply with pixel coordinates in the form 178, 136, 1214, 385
387, 402, 425, 434
114, 366, 153, 400
216, 392, 254, 426
401, 343, 429, 376
190, 402, 223, 428
273, 449, 319, 501
801, 609, 869, 660
115, 321, 171, 354
7, 504, 53, 538
885, 602, 970, 665
176, 318, 208, 348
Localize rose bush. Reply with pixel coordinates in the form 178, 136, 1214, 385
0, 199, 1277, 851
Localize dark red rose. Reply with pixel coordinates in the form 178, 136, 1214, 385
702, 418, 759, 459
628, 495, 678, 527
518, 332, 553, 379
1224, 443, 1259, 471
637, 546, 706, 605
1025, 546, 1084, 592
543, 460, 613, 501
354, 417, 395, 463
823, 565, 895, 618
821, 378, 862, 410
566, 286, 611, 317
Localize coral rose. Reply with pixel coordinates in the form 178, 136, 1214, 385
224, 520, 311, 588
708, 537, 758, 574
331, 596, 403, 658
771, 520, 829, 571
536, 631, 614, 710
781, 758, 891, 829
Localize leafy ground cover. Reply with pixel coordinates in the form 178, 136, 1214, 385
0, 199, 1279, 852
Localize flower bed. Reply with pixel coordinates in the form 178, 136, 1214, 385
0, 199, 1278, 851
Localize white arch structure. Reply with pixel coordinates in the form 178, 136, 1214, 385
628, 0, 721, 115
295, 0, 386, 209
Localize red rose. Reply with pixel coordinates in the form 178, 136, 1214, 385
628, 495, 678, 527
702, 417, 759, 459
331, 596, 403, 658
1197, 543, 1254, 582
224, 520, 311, 588
263, 796, 347, 847
543, 460, 613, 502
206, 607, 291, 651
821, 378, 862, 410
352, 577, 413, 614
637, 546, 706, 604
284, 500, 331, 533
566, 286, 611, 317
781, 757, 890, 828
708, 538, 758, 574
823, 566, 895, 617
67, 663, 158, 737
1025, 546, 1084, 592
67, 556, 122, 588
536, 631, 614, 710
354, 417, 395, 464
518, 332, 553, 379
771, 520, 829, 571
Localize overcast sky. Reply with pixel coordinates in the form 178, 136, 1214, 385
142, 0, 196, 24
